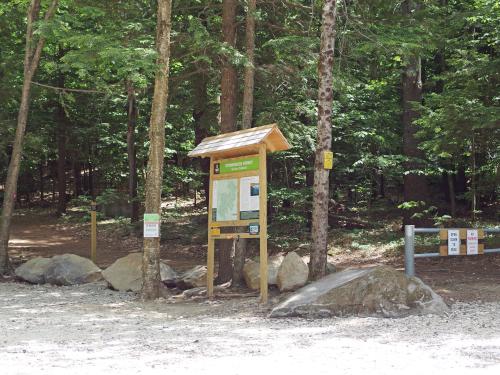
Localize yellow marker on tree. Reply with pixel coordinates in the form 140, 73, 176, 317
323, 151, 333, 169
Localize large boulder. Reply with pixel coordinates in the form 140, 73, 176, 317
44, 254, 102, 286
270, 266, 448, 318
175, 265, 207, 290
277, 252, 309, 292
102, 252, 177, 292
15, 257, 52, 284
243, 256, 284, 290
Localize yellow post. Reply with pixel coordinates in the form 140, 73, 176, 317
90, 201, 97, 263
207, 157, 215, 298
258, 143, 268, 304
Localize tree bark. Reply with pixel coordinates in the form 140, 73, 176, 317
56, 100, 67, 216
233, 0, 257, 287
310, 0, 337, 281
126, 80, 139, 222
141, 0, 172, 300
0, 0, 58, 274
402, 0, 429, 226
73, 161, 82, 197
192, 69, 210, 206
447, 172, 456, 217
217, 0, 238, 285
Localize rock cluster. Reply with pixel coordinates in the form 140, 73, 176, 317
15, 254, 102, 285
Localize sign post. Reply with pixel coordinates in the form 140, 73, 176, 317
90, 201, 97, 263
188, 124, 291, 304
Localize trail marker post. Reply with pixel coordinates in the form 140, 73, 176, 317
90, 201, 97, 263
189, 124, 291, 303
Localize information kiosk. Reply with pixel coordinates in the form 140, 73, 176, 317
188, 124, 291, 303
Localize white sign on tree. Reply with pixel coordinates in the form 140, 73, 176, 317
447, 229, 460, 256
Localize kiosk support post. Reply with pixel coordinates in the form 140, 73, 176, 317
259, 144, 268, 304
207, 157, 215, 298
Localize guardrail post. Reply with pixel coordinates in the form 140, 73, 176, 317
404, 225, 415, 277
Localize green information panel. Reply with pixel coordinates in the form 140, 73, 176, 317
215, 156, 259, 174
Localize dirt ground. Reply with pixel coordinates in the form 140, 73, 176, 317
7, 210, 500, 303
2, 210, 500, 373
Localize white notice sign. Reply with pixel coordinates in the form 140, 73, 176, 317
466, 229, 479, 255
144, 213, 160, 238
447, 229, 460, 256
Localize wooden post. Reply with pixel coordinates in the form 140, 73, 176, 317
207, 157, 215, 298
259, 143, 268, 304
90, 201, 97, 263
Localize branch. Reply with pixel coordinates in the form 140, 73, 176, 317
28, 0, 59, 74
31, 81, 107, 94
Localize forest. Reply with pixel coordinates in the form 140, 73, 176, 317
0, 0, 498, 290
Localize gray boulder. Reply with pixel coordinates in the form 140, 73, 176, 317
243, 255, 283, 290
102, 252, 177, 292
270, 266, 448, 318
44, 254, 102, 286
277, 252, 309, 292
15, 257, 52, 284
175, 265, 207, 290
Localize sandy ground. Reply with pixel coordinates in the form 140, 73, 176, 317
1, 281, 499, 375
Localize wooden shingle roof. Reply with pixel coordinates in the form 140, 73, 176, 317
188, 123, 291, 159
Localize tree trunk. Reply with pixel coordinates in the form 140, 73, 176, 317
402, 0, 429, 226
310, 0, 337, 281
56, 73, 67, 216
141, 0, 172, 300
73, 161, 82, 197
217, 0, 238, 285
193, 69, 210, 206
126, 80, 139, 222
232, 0, 257, 287
447, 172, 456, 217
0, 0, 58, 274
39, 162, 44, 201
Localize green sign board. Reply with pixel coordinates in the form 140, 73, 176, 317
216, 156, 259, 174
143, 213, 160, 222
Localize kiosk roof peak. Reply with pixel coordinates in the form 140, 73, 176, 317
188, 123, 291, 159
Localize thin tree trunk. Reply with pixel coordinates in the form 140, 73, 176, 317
447, 172, 456, 217
141, 0, 173, 300
233, 0, 257, 287
402, 0, 429, 226
39, 162, 44, 201
56, 75, 67, 216
192, 69, 210, 206
310, 0, 337, 281
217, 0, 238, 285
0, 0, 58, 274
126, 80, 139, 222
73, 161, 82, 197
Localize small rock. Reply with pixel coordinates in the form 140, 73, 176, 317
277, 252, 309, 292
242, 255, 283, 290
175, 265, 207, 290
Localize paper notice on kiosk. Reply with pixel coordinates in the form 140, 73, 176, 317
239, 176, 259, 220
466, 229, 479, 255
447, 229, 460, 256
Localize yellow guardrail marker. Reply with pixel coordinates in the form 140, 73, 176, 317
90, 201, 97, 263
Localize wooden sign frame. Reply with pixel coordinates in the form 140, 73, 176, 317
439, 228, 485, 256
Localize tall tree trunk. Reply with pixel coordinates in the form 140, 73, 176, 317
73, 161, 82, 197
126, 80, 139, 222
141, 0, 172, 300
0, 0, 58, 274
192, 69, 210, 205
233, 0, 257, 287
447, 172, 456, 217
56, 71, 67, 216
217, 0, 238, 285
402, 0, 429, 226
310, 0, 337, 281
39, 162, 44, 202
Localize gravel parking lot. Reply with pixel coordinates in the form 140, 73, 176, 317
1, 281, 499, 374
